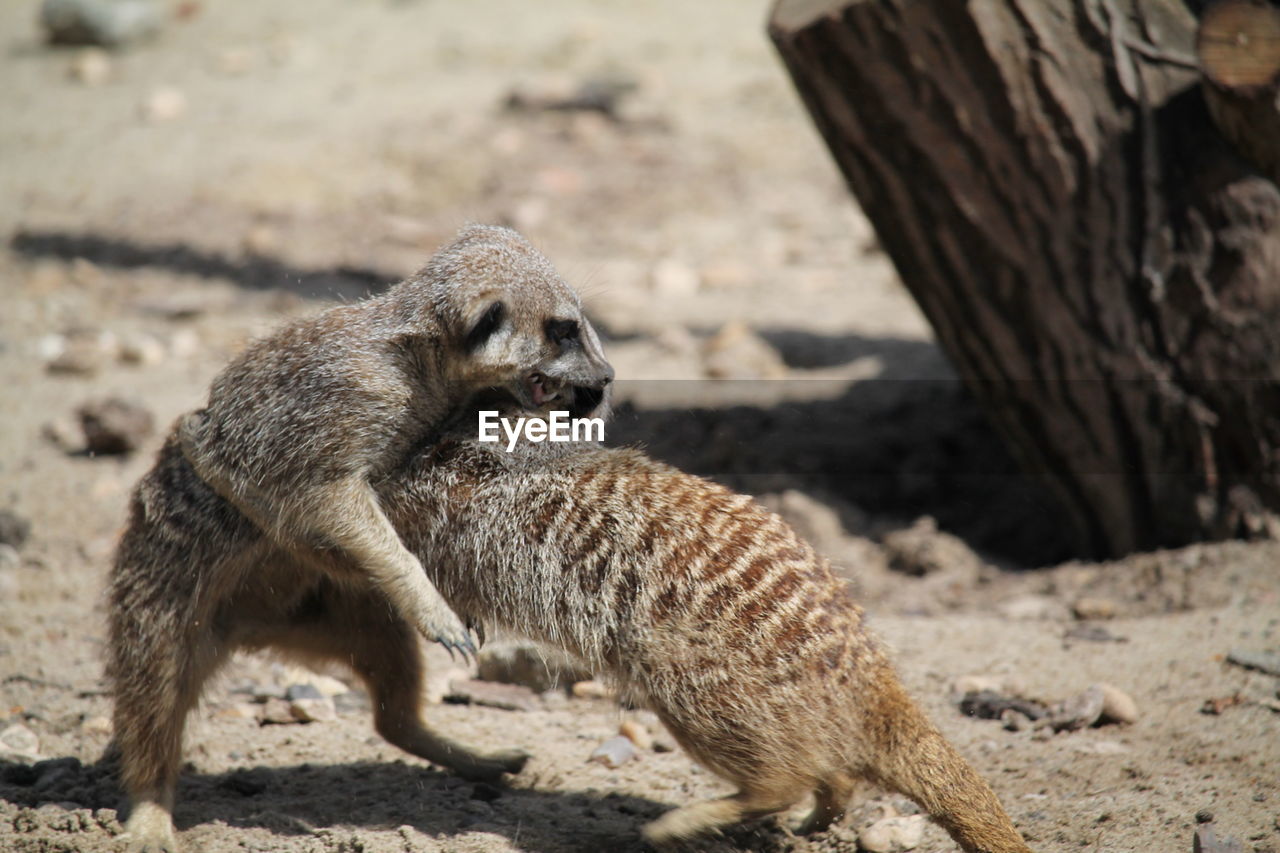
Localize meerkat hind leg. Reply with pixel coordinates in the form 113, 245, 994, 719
263, 584, 527, 782
114, 629, 231, 853
795, 773, 858, 835
641, 787, 801, 847
353, 615, 528, 781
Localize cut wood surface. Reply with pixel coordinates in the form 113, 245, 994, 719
1197, 0, 1280, 184
771, 0, 1280, 557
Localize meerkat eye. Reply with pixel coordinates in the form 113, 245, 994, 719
465, 301, 505, 350
546, 319, 580, 346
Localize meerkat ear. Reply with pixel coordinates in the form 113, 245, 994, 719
464, 301, 505, 351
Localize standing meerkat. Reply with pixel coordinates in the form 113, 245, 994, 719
378, 438, 1033, 851
172, 432, 1032, 852
109, 224, 612, 852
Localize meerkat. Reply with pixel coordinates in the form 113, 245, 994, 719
109, 224, 612, 852
209, 431, 1032, 852
384, 437, 1032, 851
177, 223, 612, 660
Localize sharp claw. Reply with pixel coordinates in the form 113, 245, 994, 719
442, 641, 457, 663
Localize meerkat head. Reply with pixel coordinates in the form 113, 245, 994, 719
413, 224, 613, 419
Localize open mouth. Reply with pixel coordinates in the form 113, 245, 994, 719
527, 372, 559, 407
524, 372, 606, 417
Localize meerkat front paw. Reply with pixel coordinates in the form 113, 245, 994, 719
420, 602, 478, 662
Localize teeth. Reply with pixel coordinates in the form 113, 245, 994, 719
529, 372, 553, 405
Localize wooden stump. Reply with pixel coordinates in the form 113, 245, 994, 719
770, 0, 1280, 557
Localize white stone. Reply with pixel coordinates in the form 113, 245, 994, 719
859, 814, 925, 852
588, 735, 637, 769
1, 723, 41, 761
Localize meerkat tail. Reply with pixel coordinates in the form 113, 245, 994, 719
861, 678, 1032, 853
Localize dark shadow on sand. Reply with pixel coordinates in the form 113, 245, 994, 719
606, 331, 1075, 567
0, 754, 718, 853
10, 229, 396, 302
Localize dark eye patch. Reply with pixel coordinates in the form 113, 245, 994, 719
546, 318, 580, 345
466, 301, 505, 350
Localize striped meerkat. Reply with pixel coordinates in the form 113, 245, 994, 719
254, 436, 1033, 852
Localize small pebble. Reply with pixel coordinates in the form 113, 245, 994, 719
882, 516, 984, 578
858, 814, 925, 852
80, 715, 112, 737
958, 690, 1046, 721
588, 735, 637, 769
258, 697, 296, 725
1096, 683, 1139, 725
77, 397, 154, 454
571, 679, 614, 700
1226, 648, 1280, 677
1193, 822, 1246, 853
702, 320, 788, 380
118, 334, 166, 366
1047, 685, 1105, 732
212, 703, 259, 721
289, 696, 337, 723
618, 719, 653, 750
447, 678, 539, 712
0, 724, 41, 761
1072, 597, 1118, 620
1001, 709, 1032, 732
0, 509, 31, 548
142, 87, 187, 122
1196, 809, 1214, 824
41, 0, 162, 47
47, 337, 110, 375
284, 683, 323, 702
333, 691, 371, 715
68, 47, 111, 85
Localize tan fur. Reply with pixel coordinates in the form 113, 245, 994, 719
371, 438, 1034, 852
108, 225, 611, 852
110, 426, 1030, 851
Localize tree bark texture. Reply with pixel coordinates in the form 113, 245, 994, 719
770, 0, 1280, 558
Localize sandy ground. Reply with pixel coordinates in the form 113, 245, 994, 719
2, 2, 1279, 852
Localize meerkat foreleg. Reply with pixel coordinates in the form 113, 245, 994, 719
300, 478, 476, 658
176, 415, 475, 658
